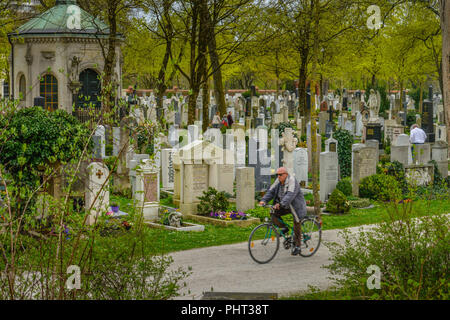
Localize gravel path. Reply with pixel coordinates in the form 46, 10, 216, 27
170, 225, 371, 300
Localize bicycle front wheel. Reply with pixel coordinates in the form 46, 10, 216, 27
299, 218, 322, 257
248, 223, 280, 264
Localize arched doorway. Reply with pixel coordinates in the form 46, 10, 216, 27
40, 74, 58, 111
76, 69, 101, 110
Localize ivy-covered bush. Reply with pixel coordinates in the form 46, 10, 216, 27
359, 174, 401, 201
336, 178, 352, 197
197, 187, 229, 216
326, 189, 350, 214
333, 129, 353, 178
0, 107, 91, 189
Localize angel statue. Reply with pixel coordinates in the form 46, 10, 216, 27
368, 89, 381, 123
279, 128, 298, 175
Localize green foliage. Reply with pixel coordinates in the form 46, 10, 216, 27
348, 198, 371, 209
0, 107, 91, 189
407, 111, 418, 127
242, 91, 260, 99
104, 156, 118, 175
377, 161, 408, 195
326, 189, 350, 214
336, 178, 352, 197
105, 144, 113, 156
197, 187, 230, 216
409, 86, 428, 110
359, 174, 401, 201
245, 206, 269, 221
333, 129, 353, 178
326, 207, 449, 300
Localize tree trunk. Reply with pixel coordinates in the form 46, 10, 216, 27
298, 53, 309, 135
441, 0, 450, 145
155, 0, 174, 124
206, 9, 226, 116
102, 5, 118, 114
419, 80, 424, 113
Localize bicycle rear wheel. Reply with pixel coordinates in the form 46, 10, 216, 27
248, 223, 280, 264
299, 218, 322, 257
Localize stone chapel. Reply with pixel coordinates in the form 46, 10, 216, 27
7, 0, 123, 114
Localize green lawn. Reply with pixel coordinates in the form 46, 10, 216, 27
110, 194, 450, 254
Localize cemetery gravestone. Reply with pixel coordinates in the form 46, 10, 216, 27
320, 152, 339, 203
85, 162, 110, 225
162, 149, 176, 189
293, 148, 308, 188
236, 167, 255, 212
135, 159, 160, 222
352, 146, 377, 196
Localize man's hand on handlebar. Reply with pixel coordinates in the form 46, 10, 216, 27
258, 201, 266, 207
273, 203, 280, 210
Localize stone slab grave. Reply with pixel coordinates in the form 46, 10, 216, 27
236, 167, 255, 213
405, 164, 434, 187
173, 140, 231, 215
320, 151, 339, 203
134, 159, 160, 222
146, 206, 205, 232
412, 143, 431, 165
294, 148, 308, 188
248, 130, 272, 192
391, 134, 413, 167
352, 145, 377, 196
432, 141, 448, 178
85, 162, 110, 225
161, 149, 176, 190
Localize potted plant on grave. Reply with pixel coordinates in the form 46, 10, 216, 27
111, 202, 120, 213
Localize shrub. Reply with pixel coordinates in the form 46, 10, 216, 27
326, 189, 350, 214
336, 178, 352, 197
359, 174, 401, 202
348, 198, 371, 209
326, 205, 449, 299
197, 187, 229, 216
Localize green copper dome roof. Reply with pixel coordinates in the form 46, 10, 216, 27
10, 0, 111, 38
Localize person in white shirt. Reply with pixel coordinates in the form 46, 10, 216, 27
410, 124, 427, 162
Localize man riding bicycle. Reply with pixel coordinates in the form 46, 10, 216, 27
259, 167, 307, 256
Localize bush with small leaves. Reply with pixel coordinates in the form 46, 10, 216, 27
359, 174, 401, 202
336, 178, 352, 197
326, 189, 350, 214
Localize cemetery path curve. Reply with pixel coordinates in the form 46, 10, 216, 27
169, 225, 372, 300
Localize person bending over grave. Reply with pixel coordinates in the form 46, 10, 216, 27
410, 124, 427, 161
259, 167, 307, 256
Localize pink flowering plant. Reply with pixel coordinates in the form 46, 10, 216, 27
210, 211, 248, 221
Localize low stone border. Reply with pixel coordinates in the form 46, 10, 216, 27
183, 214, 260, 227
145, 221, 205, 232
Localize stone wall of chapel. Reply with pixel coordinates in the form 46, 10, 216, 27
11, 38, 122, 113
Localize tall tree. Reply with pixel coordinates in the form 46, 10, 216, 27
440, 0, 449, 143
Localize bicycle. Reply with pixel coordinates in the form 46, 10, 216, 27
248, 205, 322, 264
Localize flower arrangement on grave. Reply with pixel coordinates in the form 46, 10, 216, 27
210, 211, 248, 221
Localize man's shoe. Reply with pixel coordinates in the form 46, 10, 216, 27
291, 246, 301, 256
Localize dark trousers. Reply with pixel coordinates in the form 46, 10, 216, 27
272, 206, 302, 247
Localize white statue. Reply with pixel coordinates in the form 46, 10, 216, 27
168, 212, 183, 228
368, 89, 381, 122
279, 128, 298, 176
